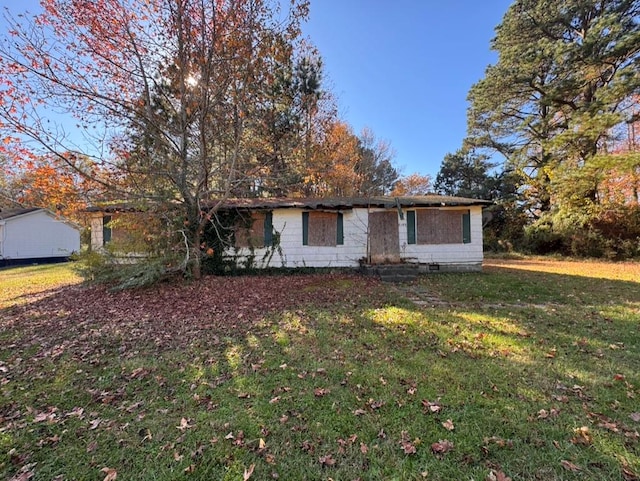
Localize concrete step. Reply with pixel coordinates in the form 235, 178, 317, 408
360, 263, 419, 282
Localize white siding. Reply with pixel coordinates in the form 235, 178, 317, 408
226, 206, 485, 269
229, 208, 369, 268
0, 210, 80, 260
400, 206, 484, 266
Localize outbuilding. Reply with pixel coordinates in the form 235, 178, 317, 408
0, 208, 80, 266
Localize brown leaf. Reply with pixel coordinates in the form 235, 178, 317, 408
400, 440, 417, 455
421, 399, 442, 413
560, 460, 581, 472
487, 470, 512, 481
243, 463, 255, 480
318, 454, 336, 466
442, 419, 455, 431
184, 464, 195, 473
630, 412, 640, 423
177, 417, 194, 431
101, 467, 118, 481
360, 442, 368, 454
570, 426, 592, 445
431, 439, 454, 455
314, 387, 330, 397
8, 467, 34, 481
622, 464, 640, 481
353, 408, 367, 416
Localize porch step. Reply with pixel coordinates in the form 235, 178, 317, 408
361, 264, 419, 283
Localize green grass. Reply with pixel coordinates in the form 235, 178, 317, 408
0, 263, 81, 308
1, 260, 639, 480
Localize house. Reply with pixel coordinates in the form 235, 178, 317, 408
0, 208, 81, 266
88, 196, 490, 272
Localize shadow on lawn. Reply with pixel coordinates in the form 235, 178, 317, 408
1, 268, 639, 480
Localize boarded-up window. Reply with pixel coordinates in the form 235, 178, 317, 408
302, 212, 343, 246
235, 212, 272, 248
413, 209, 470, 245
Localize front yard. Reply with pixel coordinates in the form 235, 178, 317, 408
0, 259, 638, 480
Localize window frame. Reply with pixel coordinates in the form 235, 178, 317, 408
406, 208, 471, 245
302, 211, 344, 246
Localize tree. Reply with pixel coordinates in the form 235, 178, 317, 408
391, 173, 432, 196
434, 149, 496, 199
355, 128, 398, 196
0, 0, 313, 278
467, 0, 640, 218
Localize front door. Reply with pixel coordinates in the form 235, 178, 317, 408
368, 211, 400, 264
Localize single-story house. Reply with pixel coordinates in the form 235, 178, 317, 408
88, 196, 491, 272
0, 208, 80, 266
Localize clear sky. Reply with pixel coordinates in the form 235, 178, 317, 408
303, 1, 513, 178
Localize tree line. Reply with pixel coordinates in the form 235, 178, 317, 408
436, 0, 640, 259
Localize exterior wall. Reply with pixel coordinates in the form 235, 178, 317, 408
400, 205, 484, 268
229, 208, 369, 268
227, 206, 485, 269
0, 210, 80, 260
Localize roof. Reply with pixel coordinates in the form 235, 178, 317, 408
218, 196, 492, 210
0, 207, 42, 220
88, 195, 491, 213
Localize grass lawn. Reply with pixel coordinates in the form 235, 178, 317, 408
0, 260, 638, 480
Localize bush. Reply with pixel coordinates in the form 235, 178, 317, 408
73, 250, 177, 290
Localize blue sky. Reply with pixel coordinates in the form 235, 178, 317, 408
303, 1, 513, 177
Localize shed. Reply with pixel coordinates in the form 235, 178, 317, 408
0, 208, 80, 266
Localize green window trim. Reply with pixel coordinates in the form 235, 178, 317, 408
407, 210, 416, 244
264, 211, 273, 247
462, 210, 471, 244
103, 215, 112, 245
337, 213, 344, 245
302, 211, 309, 246
302, 211, 344, 246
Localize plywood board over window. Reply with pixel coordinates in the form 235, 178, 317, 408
407, 209, 471, 245
235, 212, 272, 248
302, 211, 344, 246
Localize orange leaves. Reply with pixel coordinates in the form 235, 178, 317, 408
391, 172, 432, 196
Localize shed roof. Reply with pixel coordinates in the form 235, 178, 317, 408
88, 195, 491, 213
0, 207, 41, 220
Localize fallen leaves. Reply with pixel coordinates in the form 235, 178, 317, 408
101, 467, 117, 481
421, 399, 443, 414
486, 469, 512, 481
398, 430, 418, 455
318, 454, 336, 466
430, 439, 454, 456
243, 463, 255, 480
570, 426, 592, 446
176, 417, 194, 431
560, 460, 581, 472
441, 419, 455, 431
